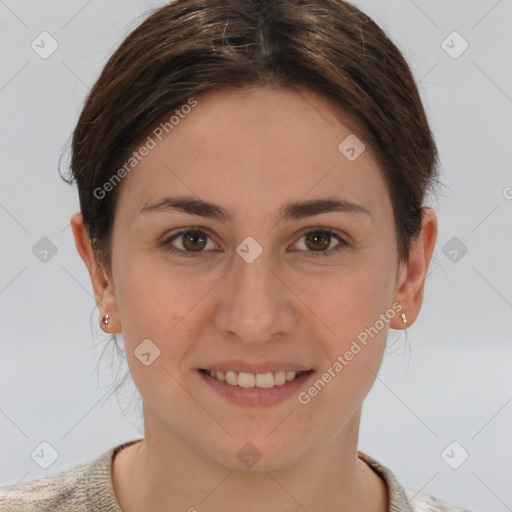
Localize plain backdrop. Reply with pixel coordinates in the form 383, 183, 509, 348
1, 1, 511, 511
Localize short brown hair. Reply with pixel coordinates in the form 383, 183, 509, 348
62, 0, 439, 272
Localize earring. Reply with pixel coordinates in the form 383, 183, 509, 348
401, 312, 407, 324
102, 314, 109, 326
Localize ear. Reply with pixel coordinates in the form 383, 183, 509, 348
390, 207, 438, 329
70, 212, 121, 333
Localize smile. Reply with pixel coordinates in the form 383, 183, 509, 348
199, 368, 312, 388
197, 368, 315, 407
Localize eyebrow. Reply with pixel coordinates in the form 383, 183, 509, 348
138, 195, 371, 222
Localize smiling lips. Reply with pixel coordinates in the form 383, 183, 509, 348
200, 369, 312, 388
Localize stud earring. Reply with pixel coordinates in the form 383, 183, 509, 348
401, 312, 407, 324
102, 314, 109, 326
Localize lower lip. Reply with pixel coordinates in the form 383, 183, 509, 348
197, 370, 314, 407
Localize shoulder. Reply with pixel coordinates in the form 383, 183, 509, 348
357, 450, 474, 512
0, 461, 89, 512
0, 440, 141, 512
403, 487, 473, 512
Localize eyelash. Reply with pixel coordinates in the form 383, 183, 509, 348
161, 227, 349, 259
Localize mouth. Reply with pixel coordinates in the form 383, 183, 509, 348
198, 368, 314, 389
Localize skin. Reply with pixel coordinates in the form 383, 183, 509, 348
71, 86, 437, 512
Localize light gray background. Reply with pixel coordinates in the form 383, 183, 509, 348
1, 1, 511, 511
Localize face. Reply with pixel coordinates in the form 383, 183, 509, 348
77, 86, 427, 470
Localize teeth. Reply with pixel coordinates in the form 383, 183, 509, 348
205, 369, 308, 388
238, 372, 256, 388
274, 371, 286, 386
286, 370, 296, 382
255, 372, 274, 388
226, 370, 238, 386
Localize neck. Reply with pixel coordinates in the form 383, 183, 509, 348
112, 408, 388, 512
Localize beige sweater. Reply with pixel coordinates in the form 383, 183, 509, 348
0, 438, 472, 511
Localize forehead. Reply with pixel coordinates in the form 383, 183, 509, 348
115, 86, 390, 223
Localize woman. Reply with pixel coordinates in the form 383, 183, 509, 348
0, 0, 472, 510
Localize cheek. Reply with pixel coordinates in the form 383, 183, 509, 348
300, 253, 395, 384
115, 250, 191, 323
113, 255, 220, 362
308, 262, 393, 336
297, 273, 392, 417
112, 263, 202, 404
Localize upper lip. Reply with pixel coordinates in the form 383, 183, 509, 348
199, 360, 314, 374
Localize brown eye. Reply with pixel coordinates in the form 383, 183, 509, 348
162, 229, 217, 258
162, 227, 348, 259
293, 229, 349, 258
304, 231, 332, 251
181, 230, 207, 251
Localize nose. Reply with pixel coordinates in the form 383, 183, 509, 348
212, 248, 297, 345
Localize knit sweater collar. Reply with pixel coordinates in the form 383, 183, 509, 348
84, 438, 412, 512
